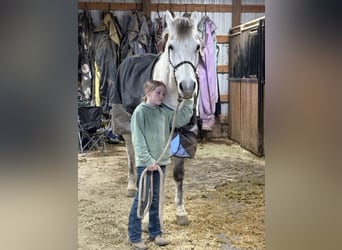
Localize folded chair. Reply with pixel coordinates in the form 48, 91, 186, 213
78, 106, 107, 154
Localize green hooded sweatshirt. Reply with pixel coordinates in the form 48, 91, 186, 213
131, 99, 193, 167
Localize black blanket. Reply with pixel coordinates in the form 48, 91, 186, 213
110, 53, 159, 114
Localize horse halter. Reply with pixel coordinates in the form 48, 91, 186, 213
167, 46, 198, 84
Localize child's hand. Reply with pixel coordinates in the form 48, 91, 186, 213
148, 163, 159, 171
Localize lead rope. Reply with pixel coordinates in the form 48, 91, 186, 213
137, 99, 183, 229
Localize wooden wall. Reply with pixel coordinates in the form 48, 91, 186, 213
228, 17, 265, 156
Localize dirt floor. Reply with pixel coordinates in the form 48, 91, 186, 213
78, 138, 265, 250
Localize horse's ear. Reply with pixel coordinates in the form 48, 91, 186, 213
190, 11, 199, 28
165, 10, 174, 29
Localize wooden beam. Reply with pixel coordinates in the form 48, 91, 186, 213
78, 2, 264, 13
217, 65, 229, 74
241, 5, 265, 12
78, 2, 142, 11
232, 0, 241, 27
150, 3, 232, 13
220, 94, 229, 103
216, 35, 229, 44
142, 0, 151, 17
150, 4, 264, 13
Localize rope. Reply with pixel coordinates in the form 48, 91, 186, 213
137, 99, 183, 229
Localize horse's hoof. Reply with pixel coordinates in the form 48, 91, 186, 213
126, 189, 136, 197
176, 215, 190, 225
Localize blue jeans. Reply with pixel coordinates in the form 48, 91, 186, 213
128, 166, 166, 243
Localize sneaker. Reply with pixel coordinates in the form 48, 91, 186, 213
153, 235, 169, 246
130, 240, 148, 250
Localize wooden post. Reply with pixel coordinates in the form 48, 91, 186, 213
142, 0, 151, 17
232, 0, 241, 27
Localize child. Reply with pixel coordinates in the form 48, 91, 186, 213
128, 80, 194, 249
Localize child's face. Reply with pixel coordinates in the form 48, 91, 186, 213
146, 86, 166, 106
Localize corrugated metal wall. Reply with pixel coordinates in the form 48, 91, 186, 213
79, 0, 264, 127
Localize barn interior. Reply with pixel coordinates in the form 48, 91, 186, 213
78, 0, 265, 156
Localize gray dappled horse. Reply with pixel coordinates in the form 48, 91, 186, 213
111, 11, 201, 225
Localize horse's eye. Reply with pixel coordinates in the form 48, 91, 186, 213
168, 45, 174, 50
196, 44, 200, 51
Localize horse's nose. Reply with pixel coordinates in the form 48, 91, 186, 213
179, 81, 195, 98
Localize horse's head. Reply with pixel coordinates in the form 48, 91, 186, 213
163, 11, 201, 100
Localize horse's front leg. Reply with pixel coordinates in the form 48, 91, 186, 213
121, 133, 137, 197
174, 157, 189, 225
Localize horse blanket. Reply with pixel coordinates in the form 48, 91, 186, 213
110, 53, 159, 115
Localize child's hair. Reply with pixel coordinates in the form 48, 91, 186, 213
143, 80, 167, 102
